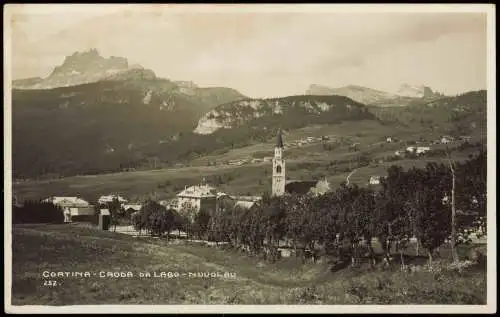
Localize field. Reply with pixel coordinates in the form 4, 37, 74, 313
11, 224, 486, 305
13, 120, 484, 203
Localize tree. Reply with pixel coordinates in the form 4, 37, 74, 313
131, 211, 146, 235
374, 165, 410, 265
13, 200, 64, 224
208, 197, 235, 245
260, 195, 288, 262
415, 164, 452, 265
193, 208, 212, 240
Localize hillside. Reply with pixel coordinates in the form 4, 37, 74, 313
368, 90, 487, 137
12, 115, 485, 204
11, 50, 248, 179
12, 81, 245, 180
13, 93, 377, 179
194, 95, 376, 135
11, 224, 486, 305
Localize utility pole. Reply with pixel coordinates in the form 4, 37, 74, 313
446, 147, 459, 263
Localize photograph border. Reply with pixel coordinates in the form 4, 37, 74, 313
3, 3, 496, 314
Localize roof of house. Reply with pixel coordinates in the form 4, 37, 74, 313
177, 184, 217, 198
231, 195, 262, 202
43, 196, 90, 207
234, 200, 258, 210
98, 195, 128, 203
217, 192, 230, 199
122, 204, 142, 211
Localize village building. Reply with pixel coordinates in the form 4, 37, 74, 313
98, 195, 128, 206
231, 195, 261, 202
272, 129, 286, 196
42, 196, 94, 223
416, 146, 431, 155
271, 129, 330, 196
98, 209, 111, 230
176, 181, 218, 221
159, 199, 176, 209
440, 136, 454, 144
234, 200, 259, 211
406, 146, 431, 155
122, 203, 142, 213
369, 176, 381, 185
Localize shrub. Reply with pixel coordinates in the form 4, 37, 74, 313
13, 201, 64, 224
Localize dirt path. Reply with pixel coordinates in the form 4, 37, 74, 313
346, 168, 358, 185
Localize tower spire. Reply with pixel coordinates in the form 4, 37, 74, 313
276, 128, 284, 148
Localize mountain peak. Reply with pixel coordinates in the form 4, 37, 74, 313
14, 49, 147, 89
397, 83, 437, 98
52, 49, 129, 77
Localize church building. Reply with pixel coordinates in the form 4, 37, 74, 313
272, 129, 286, 196
271, 129, 331, 197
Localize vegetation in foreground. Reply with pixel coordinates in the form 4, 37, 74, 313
11, 151, 488, 305
12, 224, 486, 305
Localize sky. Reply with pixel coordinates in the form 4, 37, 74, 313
6, 4, 491, 98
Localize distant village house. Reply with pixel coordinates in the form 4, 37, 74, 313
42, 196, 94, 223
440, 136, 454, 144
176, 182, 218, 221
98, 195, 128, 206
369, 176, 381, 185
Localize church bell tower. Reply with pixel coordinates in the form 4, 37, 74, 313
272, 129, 286, 196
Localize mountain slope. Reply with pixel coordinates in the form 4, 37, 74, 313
12, 49, 247, 110
12, 79, 203, 178
12, 93, 376, 179
12, 66, 246, 180
194, 94, 376, 135
368, 90, 487, 136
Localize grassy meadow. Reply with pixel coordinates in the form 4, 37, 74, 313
11, 224, 486, 305
12, 120, 484, 203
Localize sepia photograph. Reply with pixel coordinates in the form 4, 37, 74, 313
4, 3, 496, 314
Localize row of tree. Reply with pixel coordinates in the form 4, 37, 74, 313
130, 149, 486, 268
130, 200, 211, 240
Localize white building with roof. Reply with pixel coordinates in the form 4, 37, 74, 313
416, 146, 431, 154
43, 196, 94, 222
369, 176, 381, 185
441, 136, 454, 144
234, 200, 258, 210
122, 203, 142, 213
98, 195, 128, 206
176, 182, 218, 221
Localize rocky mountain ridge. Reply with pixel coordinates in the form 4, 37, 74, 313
306, 83, 445, 105
194, 95, 376, 135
